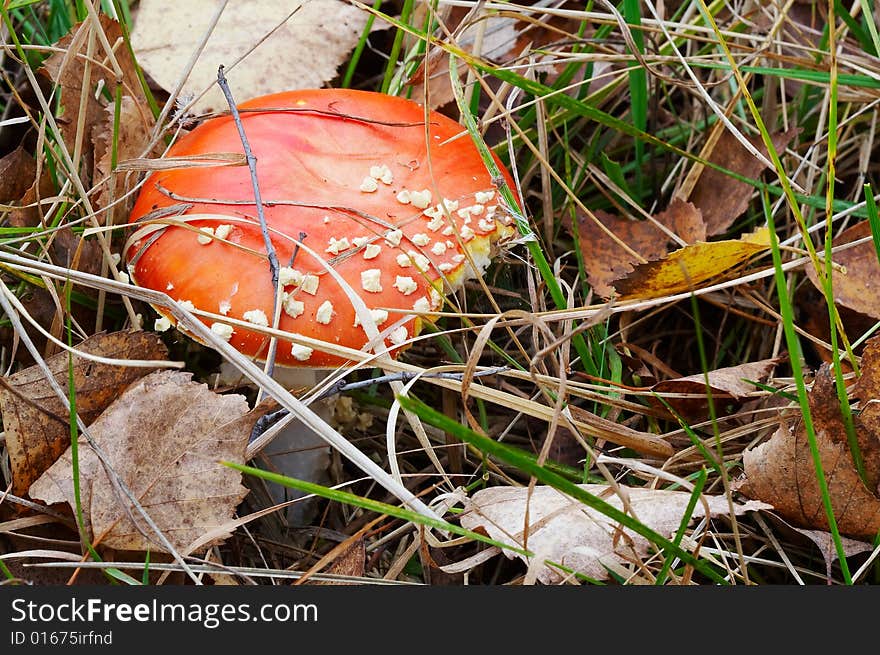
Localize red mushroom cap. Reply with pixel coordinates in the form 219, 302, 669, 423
126, 89, 519, 368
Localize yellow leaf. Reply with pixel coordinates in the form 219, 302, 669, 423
613, 227, 771, 300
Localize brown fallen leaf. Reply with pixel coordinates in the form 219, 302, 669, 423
460, 483, 770, 584
613, 226, 772, 301
850, 336, 880, 487
29, 369, 254, 553
0, 228, 103, 364
86, 15, 156, 215
91, 94, 158, 218
651, 358, 779, 420
0, 146, 37, 204
313, 538, 367, 585
48, 227, 104, 280
738, 346, 880, 540
796, 280, 875, 368
687, 127, 799, 237
41, 15, 153, 208
0, 330, 169, 497
130, 0, 379, 115
5, 166, 58, 228
40, 23, 104, 168
804, 220, 880, 321
573, 199, 705, 298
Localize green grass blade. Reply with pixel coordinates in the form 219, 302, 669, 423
447, 54, 600, 376
342, 0, 383, 88
224, 462, 531, 558
655, 467, 709, 585
760, 188, 853, 583
859, 0, 880, 56
864, 183, 880, 267
623, 0, 647, 188
395, 393, 729, 584
381, 0, 415, 94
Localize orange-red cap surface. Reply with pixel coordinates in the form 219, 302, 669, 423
126, 89, 518, 367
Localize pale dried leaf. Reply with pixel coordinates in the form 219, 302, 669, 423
408, 8, 584, 109
460, 483, 769, 584
793, 527, 873, 578
131, 0, 378, 115
0, 330, 168, 496
762, 501, 875, 566
408, 13, 520, 109
29, 370, 253, 553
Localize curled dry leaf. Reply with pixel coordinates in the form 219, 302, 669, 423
686, 127, 799, 237
567, 405, 673, 458
738, 337, 880, 539
651, 358, 780, 420
91, 95, 159, 217
572, 199, 705, 298
131, 0, 379, 115
42, 16, 149, 171
794, 526, 873, 579
612, 226, 772, 301
460, 483, 770, 584
0, 330, 169, 497
40, 24, 103, 163
804, 220, 880, 320
29, 369, 258, 553
41, 15, 155, 219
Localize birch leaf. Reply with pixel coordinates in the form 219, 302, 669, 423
29, 370, 258, 553
0, 330, 168, 497
131, 0, 379, 115
460, 483, 769, 584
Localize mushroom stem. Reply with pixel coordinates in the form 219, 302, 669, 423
257, 367, 332, 525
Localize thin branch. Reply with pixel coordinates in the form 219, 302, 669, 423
249, 366, 510, 442
216, 65, 281, 380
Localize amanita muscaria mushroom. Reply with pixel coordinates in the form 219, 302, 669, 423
125, 88, 519, 368
125, 88, 519, 520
